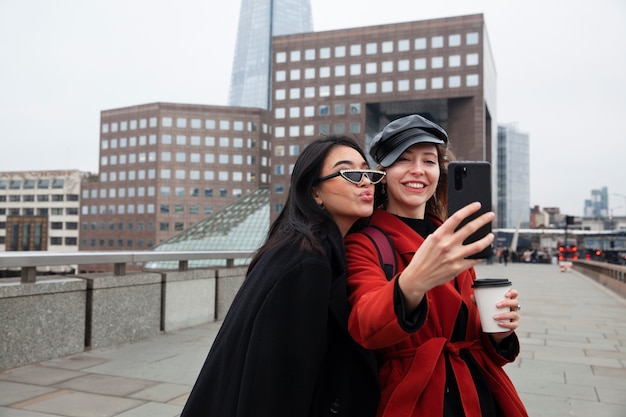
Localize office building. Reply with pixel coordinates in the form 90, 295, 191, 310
584, 187, 609, 218
79, 103, 272, 253
82, 13, 501, 260
497, 123, 530, 228
269, 14, 497, 219
0, 170, 82, 270
228, 0, 313, 109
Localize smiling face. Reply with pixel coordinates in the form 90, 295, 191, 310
313, 145, 375, 236
383, 143, 441, 219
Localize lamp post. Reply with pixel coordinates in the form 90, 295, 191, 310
614, 193, 626, 217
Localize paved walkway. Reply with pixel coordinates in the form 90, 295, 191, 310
1, 263, 625, 417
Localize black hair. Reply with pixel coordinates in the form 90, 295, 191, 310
248, 135, 368, 272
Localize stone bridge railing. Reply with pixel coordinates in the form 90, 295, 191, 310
572, 259, 626, 299
0, 251, 253, 371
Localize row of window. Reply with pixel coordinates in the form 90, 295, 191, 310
81, 238, 154, 249
102, 117, 268, 135
275, 54, 480, 82
100, 152, 260, 167
82, 220, 192, 233
272, 122, 360, 139
96, 169, 264, 184
83, 220, 161, 231
0, 207, 78, 216
101, 135, 265, 150
0, 179, 66, 189
83, 186, 240, 199
0, 194, 78, 202
85, 221, 155, 231
275, 103, 360, 119
82, 201, 224, 216
275, 33, 480, 63
0, 236, 76, 246
275, 75, 480, 101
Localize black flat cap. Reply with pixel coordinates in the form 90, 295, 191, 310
369, 114, 448, 167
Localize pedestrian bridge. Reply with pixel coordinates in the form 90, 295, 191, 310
1, 254, 626, 417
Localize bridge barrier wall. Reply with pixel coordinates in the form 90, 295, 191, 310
0, 278, 86, 370
0, 266, 249, 371
77, 272, 163, 349
572, 260, 626, 298
161, 269, 216, 332
215, 267, 247, 320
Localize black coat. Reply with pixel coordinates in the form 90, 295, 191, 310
181, 229, 379, 417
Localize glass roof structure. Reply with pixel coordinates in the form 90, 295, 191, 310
145, 188, 269, 269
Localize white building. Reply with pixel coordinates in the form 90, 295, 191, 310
0, 170, 84, 271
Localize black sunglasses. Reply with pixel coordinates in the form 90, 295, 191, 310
317, 169, 386, 185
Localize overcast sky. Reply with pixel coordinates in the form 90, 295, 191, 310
1, 0, 625, 217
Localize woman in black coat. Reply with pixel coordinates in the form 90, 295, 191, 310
181, 136, 383, 417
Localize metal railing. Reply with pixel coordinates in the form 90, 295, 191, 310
0, 251, 255, 283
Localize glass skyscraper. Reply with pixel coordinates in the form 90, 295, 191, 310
497, 124, 530, 229
228, 0, 313, 109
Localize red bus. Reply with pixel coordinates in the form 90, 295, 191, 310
557, 238, 578, 271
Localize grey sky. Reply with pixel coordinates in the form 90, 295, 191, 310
1, 0, 625, 217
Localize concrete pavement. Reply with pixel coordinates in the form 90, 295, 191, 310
1, 263, 625, 417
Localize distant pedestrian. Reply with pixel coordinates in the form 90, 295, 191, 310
503, 246, 510, 266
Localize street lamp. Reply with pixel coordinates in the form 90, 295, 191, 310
614, 193, 626, 217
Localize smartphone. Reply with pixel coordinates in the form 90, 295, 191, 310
447, 161, 493, 259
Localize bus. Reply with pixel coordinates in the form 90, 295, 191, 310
557, 238, 578, 271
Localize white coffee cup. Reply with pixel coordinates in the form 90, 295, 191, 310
472, 278, 512, 333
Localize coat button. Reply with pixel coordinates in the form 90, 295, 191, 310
330, 399, 341, 414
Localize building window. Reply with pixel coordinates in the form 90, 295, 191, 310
350, 44, 361, 56
432, 77, 444, 89
449, 75, 461, 88
335, 45, 346, 57
431, 36, 444, 48
431, 57, 444, 69
467, 74, 479, 86
449, 34, 461, 47
350, 83, 361, 95
466, 53, 479, 66
466, 32, 479, 45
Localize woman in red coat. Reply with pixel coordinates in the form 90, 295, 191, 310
345, 115, 528, 417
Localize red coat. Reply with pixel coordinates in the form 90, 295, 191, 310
345, 210, 527, 417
